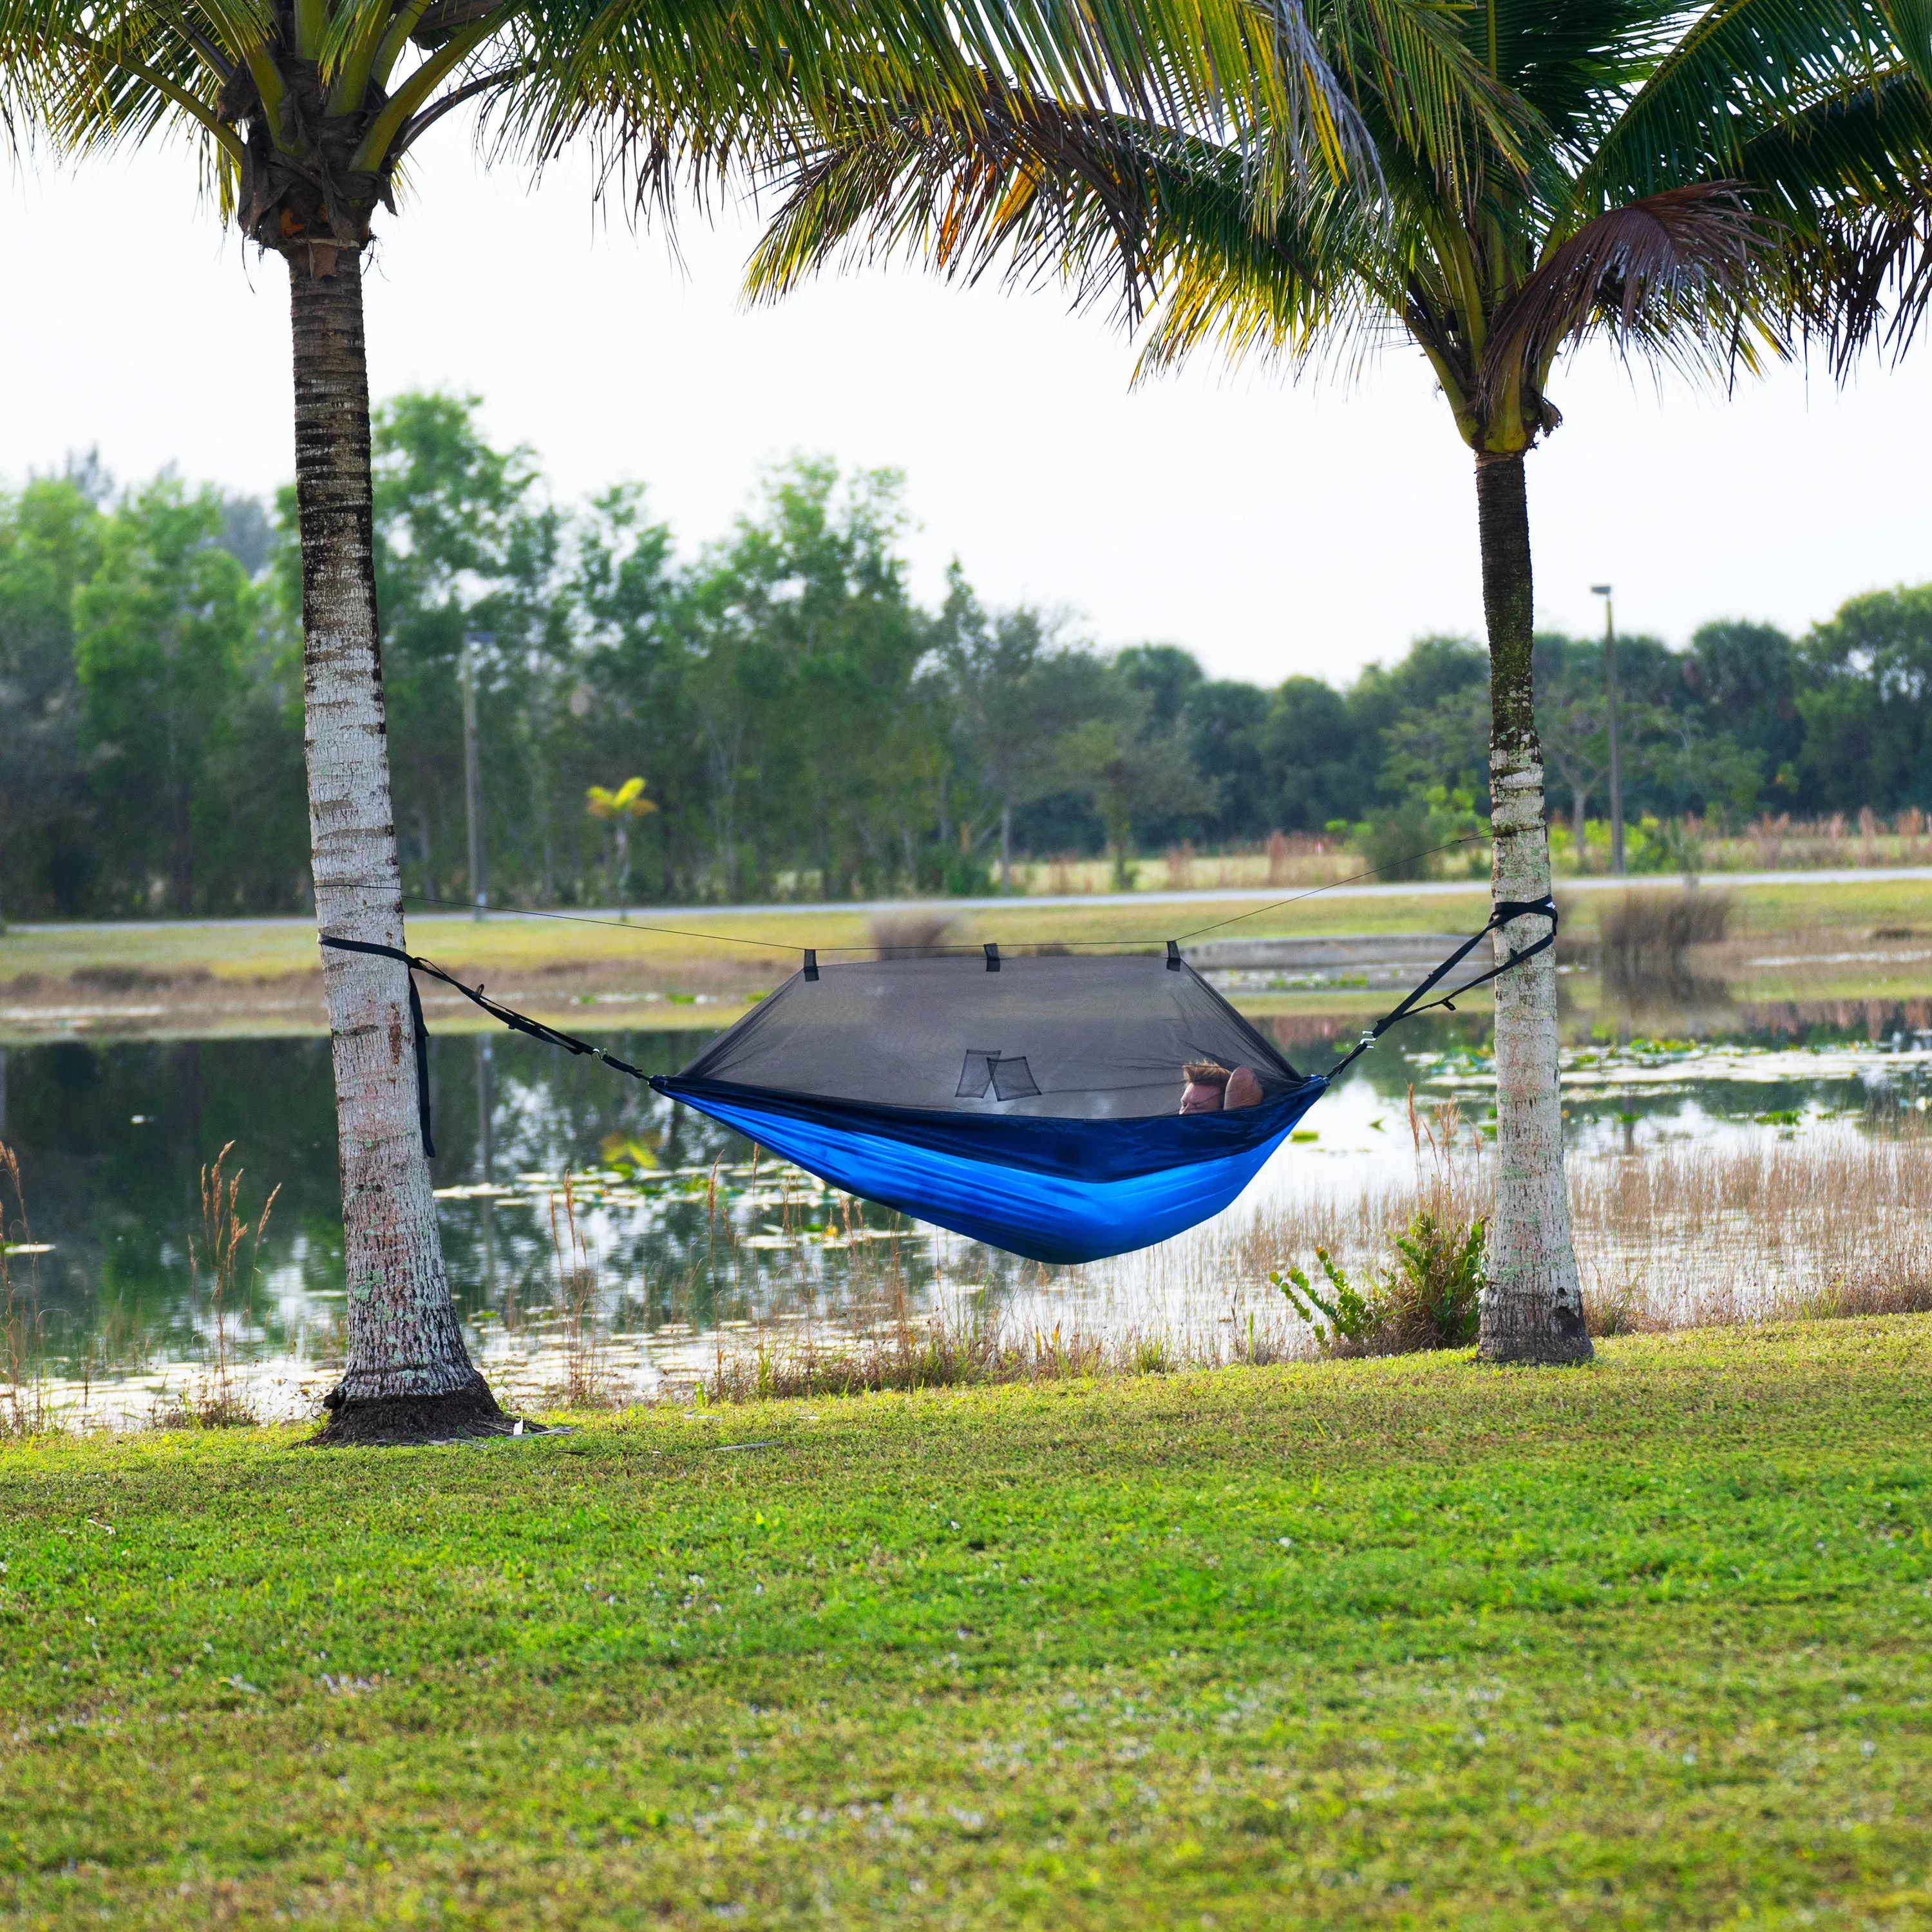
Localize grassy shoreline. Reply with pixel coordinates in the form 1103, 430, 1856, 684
4, 874, 1932, 1043
1, 1317, 1928, 1927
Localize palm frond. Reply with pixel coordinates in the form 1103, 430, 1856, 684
1738, 61, 1932, 222
1486, 182, 1779, 395
1128, 181, 1385, 381
1734, 68, 1932, 372
1807, 190, 1932, 365
1875, 0, 1932, 90
1318, 0, 1544, 196
1583, 0, 1906, 205
743, 80, 1189, 307
1458, 0, 1680, 146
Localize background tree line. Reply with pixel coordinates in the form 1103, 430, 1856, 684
3, 389, 1929, 919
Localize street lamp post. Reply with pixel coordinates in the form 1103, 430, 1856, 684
1590, 586, 1625, 877
460, 631, 494, 920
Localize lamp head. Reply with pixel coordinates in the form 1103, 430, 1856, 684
1589, 584, 1612, 598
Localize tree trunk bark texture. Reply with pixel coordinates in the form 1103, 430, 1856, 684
289, 249, 504, 1442
1473, 451, 1591, 1365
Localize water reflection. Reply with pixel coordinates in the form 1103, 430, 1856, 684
2, 992, 1931, 1417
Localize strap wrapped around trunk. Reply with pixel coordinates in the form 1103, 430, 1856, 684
1325, 895, 1558, 1078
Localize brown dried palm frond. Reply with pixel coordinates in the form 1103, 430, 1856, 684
1484, 183, 1783, 404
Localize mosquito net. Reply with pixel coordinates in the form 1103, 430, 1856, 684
670, 950, 1302, 1119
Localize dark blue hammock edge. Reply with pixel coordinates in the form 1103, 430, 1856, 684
650, 1073, 1330, 1183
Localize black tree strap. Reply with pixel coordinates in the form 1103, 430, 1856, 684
1325, 895, 1558, 1081
319, 934, 651, 1158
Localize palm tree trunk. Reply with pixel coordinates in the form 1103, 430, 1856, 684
1473, 451, 1590, 1364
289, 248, 504, 1442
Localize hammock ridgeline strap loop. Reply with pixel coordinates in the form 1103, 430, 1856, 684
1324, 894, 1558, 1081
319, 933, 652, 1157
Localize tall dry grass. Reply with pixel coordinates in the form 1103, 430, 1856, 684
1707, 809, 1932, 872
0, 1142, 55, 1435
1566, 1131, 1932, 1329
153, 1144, 278, 1430
547, 1174, 621, 1408
1210, 1110, 1932, 1341
1597, 889, 1732, 961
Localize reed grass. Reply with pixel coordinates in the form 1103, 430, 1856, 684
696, 1306, 1262, 1402
1596, 886, 1733, 960
687, 1097, 1932, 1401
149, 1145, 279, 1430
1215, 1109, 1932, 1343
0, 1144, 55, 1437
545, 1175, 624, 1410
1566, 1129, 1932, 1329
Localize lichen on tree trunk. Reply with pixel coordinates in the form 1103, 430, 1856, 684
289, 247, 504, 1441
1473, 450, 1591, 1365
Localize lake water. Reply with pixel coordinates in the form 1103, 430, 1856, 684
3, 997, 1931, 1425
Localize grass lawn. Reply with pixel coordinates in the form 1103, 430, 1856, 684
1, 1320, 1928, 1927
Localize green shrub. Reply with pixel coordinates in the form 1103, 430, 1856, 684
1383, 1209, 1485, 1347
1273, 1209, 1486, 1355
1273, 1249, 1385, 1350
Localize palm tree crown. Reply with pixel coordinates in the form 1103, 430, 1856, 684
6, 0, 1334, 271
744, 0, 1932, 1365
750, 0, 1932, 453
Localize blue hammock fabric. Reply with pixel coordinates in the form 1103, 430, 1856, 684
651, 1073, 1327, 1264
321, 894, 1553, 1267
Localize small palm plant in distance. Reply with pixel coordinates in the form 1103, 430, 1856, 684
586, 777, 656, 918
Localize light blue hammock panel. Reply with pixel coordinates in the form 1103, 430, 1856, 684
652, 1076, 1328, 1265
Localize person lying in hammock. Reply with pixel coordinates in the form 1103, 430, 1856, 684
1179, 1061, 1264, 1113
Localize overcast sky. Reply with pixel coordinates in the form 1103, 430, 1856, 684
5, 129, 1928, 687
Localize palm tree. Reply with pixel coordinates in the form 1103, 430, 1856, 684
587, 775, 656, 914
0, 0, 1309, 1441
746, 0, 1932, 1363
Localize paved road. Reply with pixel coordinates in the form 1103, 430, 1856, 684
8, 866, 1931, 940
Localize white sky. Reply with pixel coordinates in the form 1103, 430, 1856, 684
4, 128, 1928, 685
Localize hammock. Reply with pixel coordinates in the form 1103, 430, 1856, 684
654, 948, 1323, 1263
321, 896, 1553, 1265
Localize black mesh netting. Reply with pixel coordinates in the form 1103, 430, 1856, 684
677, 951, 1303, 1120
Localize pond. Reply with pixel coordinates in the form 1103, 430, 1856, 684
3, 997, 1931, 1426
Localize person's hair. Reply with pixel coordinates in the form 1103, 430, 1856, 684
1183, 1061, 1231, 1086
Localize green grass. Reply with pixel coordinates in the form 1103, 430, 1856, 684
2, 1320, 1930, 1927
